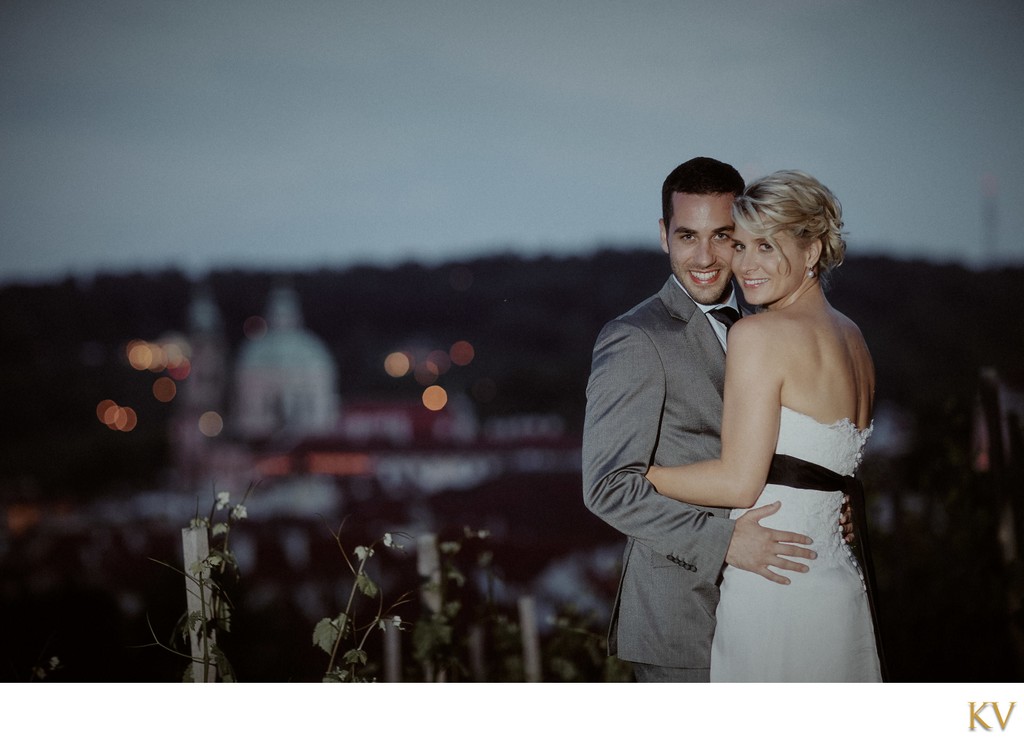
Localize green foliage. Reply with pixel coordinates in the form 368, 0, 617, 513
411, 612, 457, 677
411, 528, 493, 681
30, 656, 62, 682
312, 616, 345, 655
316, 522, 412, 683
140, 498, 640, 682
143, 498, 630, 683
355, 573, 379, 598
409, 526, 623, 682
343, 649, 368, 667
142, 485, 252, 681
543, 607, 632, 682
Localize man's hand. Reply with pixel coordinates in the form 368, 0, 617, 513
725, 501, 815, 585
840, 496, 855, 544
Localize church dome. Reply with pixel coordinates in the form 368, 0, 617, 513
237, 287, 334, 371
234, 286, 340, 440
238, 326, 335, 372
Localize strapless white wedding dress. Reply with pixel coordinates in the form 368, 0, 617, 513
710, 407, 883, 682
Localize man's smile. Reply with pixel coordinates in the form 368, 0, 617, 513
688, 269, 723, 284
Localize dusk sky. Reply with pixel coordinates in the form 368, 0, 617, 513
2, 0, 1023, 283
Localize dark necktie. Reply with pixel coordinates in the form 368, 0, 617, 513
708, 305, 740, 331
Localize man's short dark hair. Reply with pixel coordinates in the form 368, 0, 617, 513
661, 157, 745, 227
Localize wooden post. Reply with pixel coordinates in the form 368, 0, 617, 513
468, 623, 486, 682
518, 595, 542, 682
416, 533, 444, 681
383, 619, 402, 682
417, 532, 441, 612
182, 526, 218, 682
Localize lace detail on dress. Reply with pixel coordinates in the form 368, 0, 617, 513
775, 406, 873, 477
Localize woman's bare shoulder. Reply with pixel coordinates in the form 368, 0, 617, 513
829, 307, 871, 349
727, 313, 801, 364
733, 309, 810, 340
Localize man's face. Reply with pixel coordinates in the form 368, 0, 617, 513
659, 192, 735, 305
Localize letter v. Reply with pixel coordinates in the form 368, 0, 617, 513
992, 702, 1016, 730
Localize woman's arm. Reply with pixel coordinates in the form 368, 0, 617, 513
645, 319, 785, 508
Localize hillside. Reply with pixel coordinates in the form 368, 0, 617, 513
1, 249, 1021, 499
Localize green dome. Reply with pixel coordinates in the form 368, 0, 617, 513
236, 287, 335, 373
238, 328, 335, 371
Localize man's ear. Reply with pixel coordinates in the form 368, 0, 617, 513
659, 219, 669, 254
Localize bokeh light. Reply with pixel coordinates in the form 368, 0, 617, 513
7, 504, 41, 536
450, 340, 474, 366
414, 360, 439, 386
167, 359, 191, 380
384, 351, 411, 377
427, 350, 451, 374
244, 315, 268, 340
118, 407, 138, 432
97, 399, 137, 432
162, 341, 187, 368
198, 411, 224, 437
96, 399, 117, 422
126, 340, 153, 370
102, 404, 122, 427
145, 343, 167, 372
126, 337, 190, 375
153, 377, 177, 402
422, 385, 448, 411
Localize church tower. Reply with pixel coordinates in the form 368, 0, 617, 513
173, 283, 230, 485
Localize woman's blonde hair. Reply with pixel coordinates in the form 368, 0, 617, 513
733, 170, 846, 277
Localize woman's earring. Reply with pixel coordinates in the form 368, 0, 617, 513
807, 268, 816, 278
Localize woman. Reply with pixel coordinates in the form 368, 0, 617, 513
645, 170, 882, 682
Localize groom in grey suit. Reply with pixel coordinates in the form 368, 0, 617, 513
582, 157, 815, 682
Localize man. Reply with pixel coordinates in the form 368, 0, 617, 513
582, 157, 816, 682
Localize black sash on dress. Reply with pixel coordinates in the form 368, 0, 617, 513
766, 453, 889, 681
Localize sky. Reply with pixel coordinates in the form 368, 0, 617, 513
2, 0, 1023, 283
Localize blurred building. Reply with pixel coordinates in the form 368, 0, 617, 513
233, 286, 339, 441
172, 283, 579, 518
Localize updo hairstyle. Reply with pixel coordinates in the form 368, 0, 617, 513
732, 170, 846, 278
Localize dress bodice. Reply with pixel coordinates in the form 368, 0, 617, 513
732, 406, 873, 566
774, 406, 872, 476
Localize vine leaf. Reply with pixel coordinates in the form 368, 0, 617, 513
356, 572, 379, 598
313, 618, 339, 655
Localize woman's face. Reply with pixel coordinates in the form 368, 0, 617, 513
730, 226, 814, 310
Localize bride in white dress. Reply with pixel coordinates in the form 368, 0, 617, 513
645, 170, 882, 682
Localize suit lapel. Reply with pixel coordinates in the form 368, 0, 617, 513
658, 277, 727, 397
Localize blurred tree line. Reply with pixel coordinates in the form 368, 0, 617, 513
1, 249, 1023, 681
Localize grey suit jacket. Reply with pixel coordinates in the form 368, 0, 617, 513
582, 276, 736, 669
